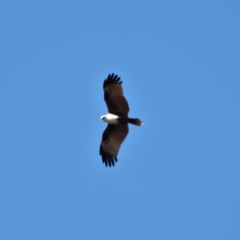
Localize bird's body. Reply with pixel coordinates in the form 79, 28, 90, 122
100, 73, 143, 167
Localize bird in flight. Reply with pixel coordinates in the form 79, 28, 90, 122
100, 73, 143, 167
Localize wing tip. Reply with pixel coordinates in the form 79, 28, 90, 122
100, 146, 118, 167
103, 73, 122, 89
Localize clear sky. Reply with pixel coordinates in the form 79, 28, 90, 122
0, 1, 240, 240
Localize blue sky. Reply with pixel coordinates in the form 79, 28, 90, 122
1, 1, 240, 239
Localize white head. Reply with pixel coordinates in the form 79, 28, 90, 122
100, 115, 107, 122
100, 113, 119, 124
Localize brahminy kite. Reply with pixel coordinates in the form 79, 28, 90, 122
100, 73, 143, 167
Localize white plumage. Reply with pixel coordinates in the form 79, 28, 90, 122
100, 113, 119, 124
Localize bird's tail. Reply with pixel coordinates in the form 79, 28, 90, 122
128, 118, 143, 126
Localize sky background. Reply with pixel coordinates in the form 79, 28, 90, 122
0, 1, 240, 240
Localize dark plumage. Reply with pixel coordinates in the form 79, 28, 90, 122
100, 73, 142, 167
103, 74, 129, 117
103, 73, 122, 88
100, 124, 128, 167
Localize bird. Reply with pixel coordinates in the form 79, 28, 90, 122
100, 73, 143, 167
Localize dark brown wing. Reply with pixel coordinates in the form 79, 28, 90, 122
103, 73, 129, 117
100, 123, 129, 167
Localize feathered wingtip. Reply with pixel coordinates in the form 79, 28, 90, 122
99, 145, 117, 167
103, 73, 122, 89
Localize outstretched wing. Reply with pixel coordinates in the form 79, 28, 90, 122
103, 73, 129, 117
100, 123, 129, 167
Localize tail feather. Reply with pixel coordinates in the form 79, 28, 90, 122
128, 118, 143, 126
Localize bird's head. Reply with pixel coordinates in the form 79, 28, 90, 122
100, 115, 106, 121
